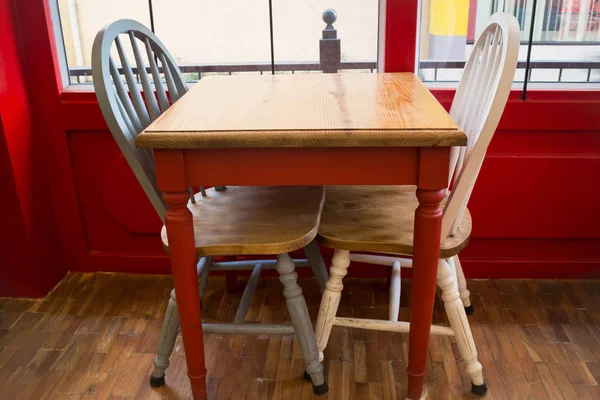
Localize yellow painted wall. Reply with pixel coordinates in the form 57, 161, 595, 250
429, 0, 470, 36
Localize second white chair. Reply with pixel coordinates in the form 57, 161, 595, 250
312, 12, 520, 396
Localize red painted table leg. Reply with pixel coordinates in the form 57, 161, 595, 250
163, 191, 207, 400
407, 188, 444, 399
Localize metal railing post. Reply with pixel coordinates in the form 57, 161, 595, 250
320, 9, 341, 73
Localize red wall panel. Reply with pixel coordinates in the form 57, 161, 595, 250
68, 131, 163, 256
56, 92, 600, 279
14, 82, 594, 281
470, 154, 600, 238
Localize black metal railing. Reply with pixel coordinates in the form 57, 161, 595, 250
70, 59, 600, 84
419, 60, 600, 83
69, 61, 378, 83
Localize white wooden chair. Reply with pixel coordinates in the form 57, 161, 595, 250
312, 13, 520, 396
91, 19, 329, 395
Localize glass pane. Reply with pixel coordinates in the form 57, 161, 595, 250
57, 0, 151, 84
272, 1, 379, 74
527, 0, 600, 85
417, 0, 531, 88
152, 0, 272, 80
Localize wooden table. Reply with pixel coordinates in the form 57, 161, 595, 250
137, 72, 466, 399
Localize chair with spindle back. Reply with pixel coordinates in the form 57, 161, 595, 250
311, 13, 520, 395
91, 19, 329, 395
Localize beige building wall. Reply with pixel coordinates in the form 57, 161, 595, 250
57, 0, 76, 65
58, 0, 379, 67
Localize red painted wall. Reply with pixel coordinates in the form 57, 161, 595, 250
2, 0, 599, 298
0, 0, 67, 297
434, 90, 600, 278
384, 0, 419, 72
56, 90, 600, 280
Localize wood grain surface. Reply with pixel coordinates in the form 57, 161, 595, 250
317, 186, 471, 257
160, 186, 325, 256
2, 272, 599, 399
136, 73, 466, 149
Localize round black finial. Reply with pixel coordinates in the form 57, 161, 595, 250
322, 9, 337, 30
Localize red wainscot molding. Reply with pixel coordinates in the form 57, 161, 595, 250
54, 88, 600, 280
56, 88, 600, 280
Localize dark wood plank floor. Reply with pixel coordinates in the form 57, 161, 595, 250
1, 272, 599, 399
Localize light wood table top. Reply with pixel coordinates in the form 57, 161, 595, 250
136, 73, 466, 149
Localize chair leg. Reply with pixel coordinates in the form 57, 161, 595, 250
314, 249, 350, 362
198, 256, 212, 300
450, 255, 473, 314
276, 253, 328, 395
389, 260, 401, 322
150, 289, 180, 387
151, 257, 212, 387
303, 240, 329, 293
437, 259, 486, 395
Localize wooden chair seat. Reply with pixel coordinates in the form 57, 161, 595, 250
161, 186, 325, 256
317, 186, 471, 258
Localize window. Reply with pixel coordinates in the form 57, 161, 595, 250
55, 0, 380, 85
417, 0, 600, 88
57, 0, 151, 83
528, 0, 600, 84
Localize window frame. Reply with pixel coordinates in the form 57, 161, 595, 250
47, 0, 600, 94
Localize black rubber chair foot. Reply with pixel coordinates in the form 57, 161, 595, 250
465, 304, 474, 315
471, 382, 488, 396
303, 371, 328, 395
313, 381, 329, 395
149, 374, 166, 388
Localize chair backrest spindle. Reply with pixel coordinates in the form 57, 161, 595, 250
160, 53, 180, 102
114, 35, 151, 127
129, 32, 161, 120
144, 38, 171, 112
109, 56, 144, 133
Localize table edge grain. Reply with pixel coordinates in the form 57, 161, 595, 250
135, 129, 467, 149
